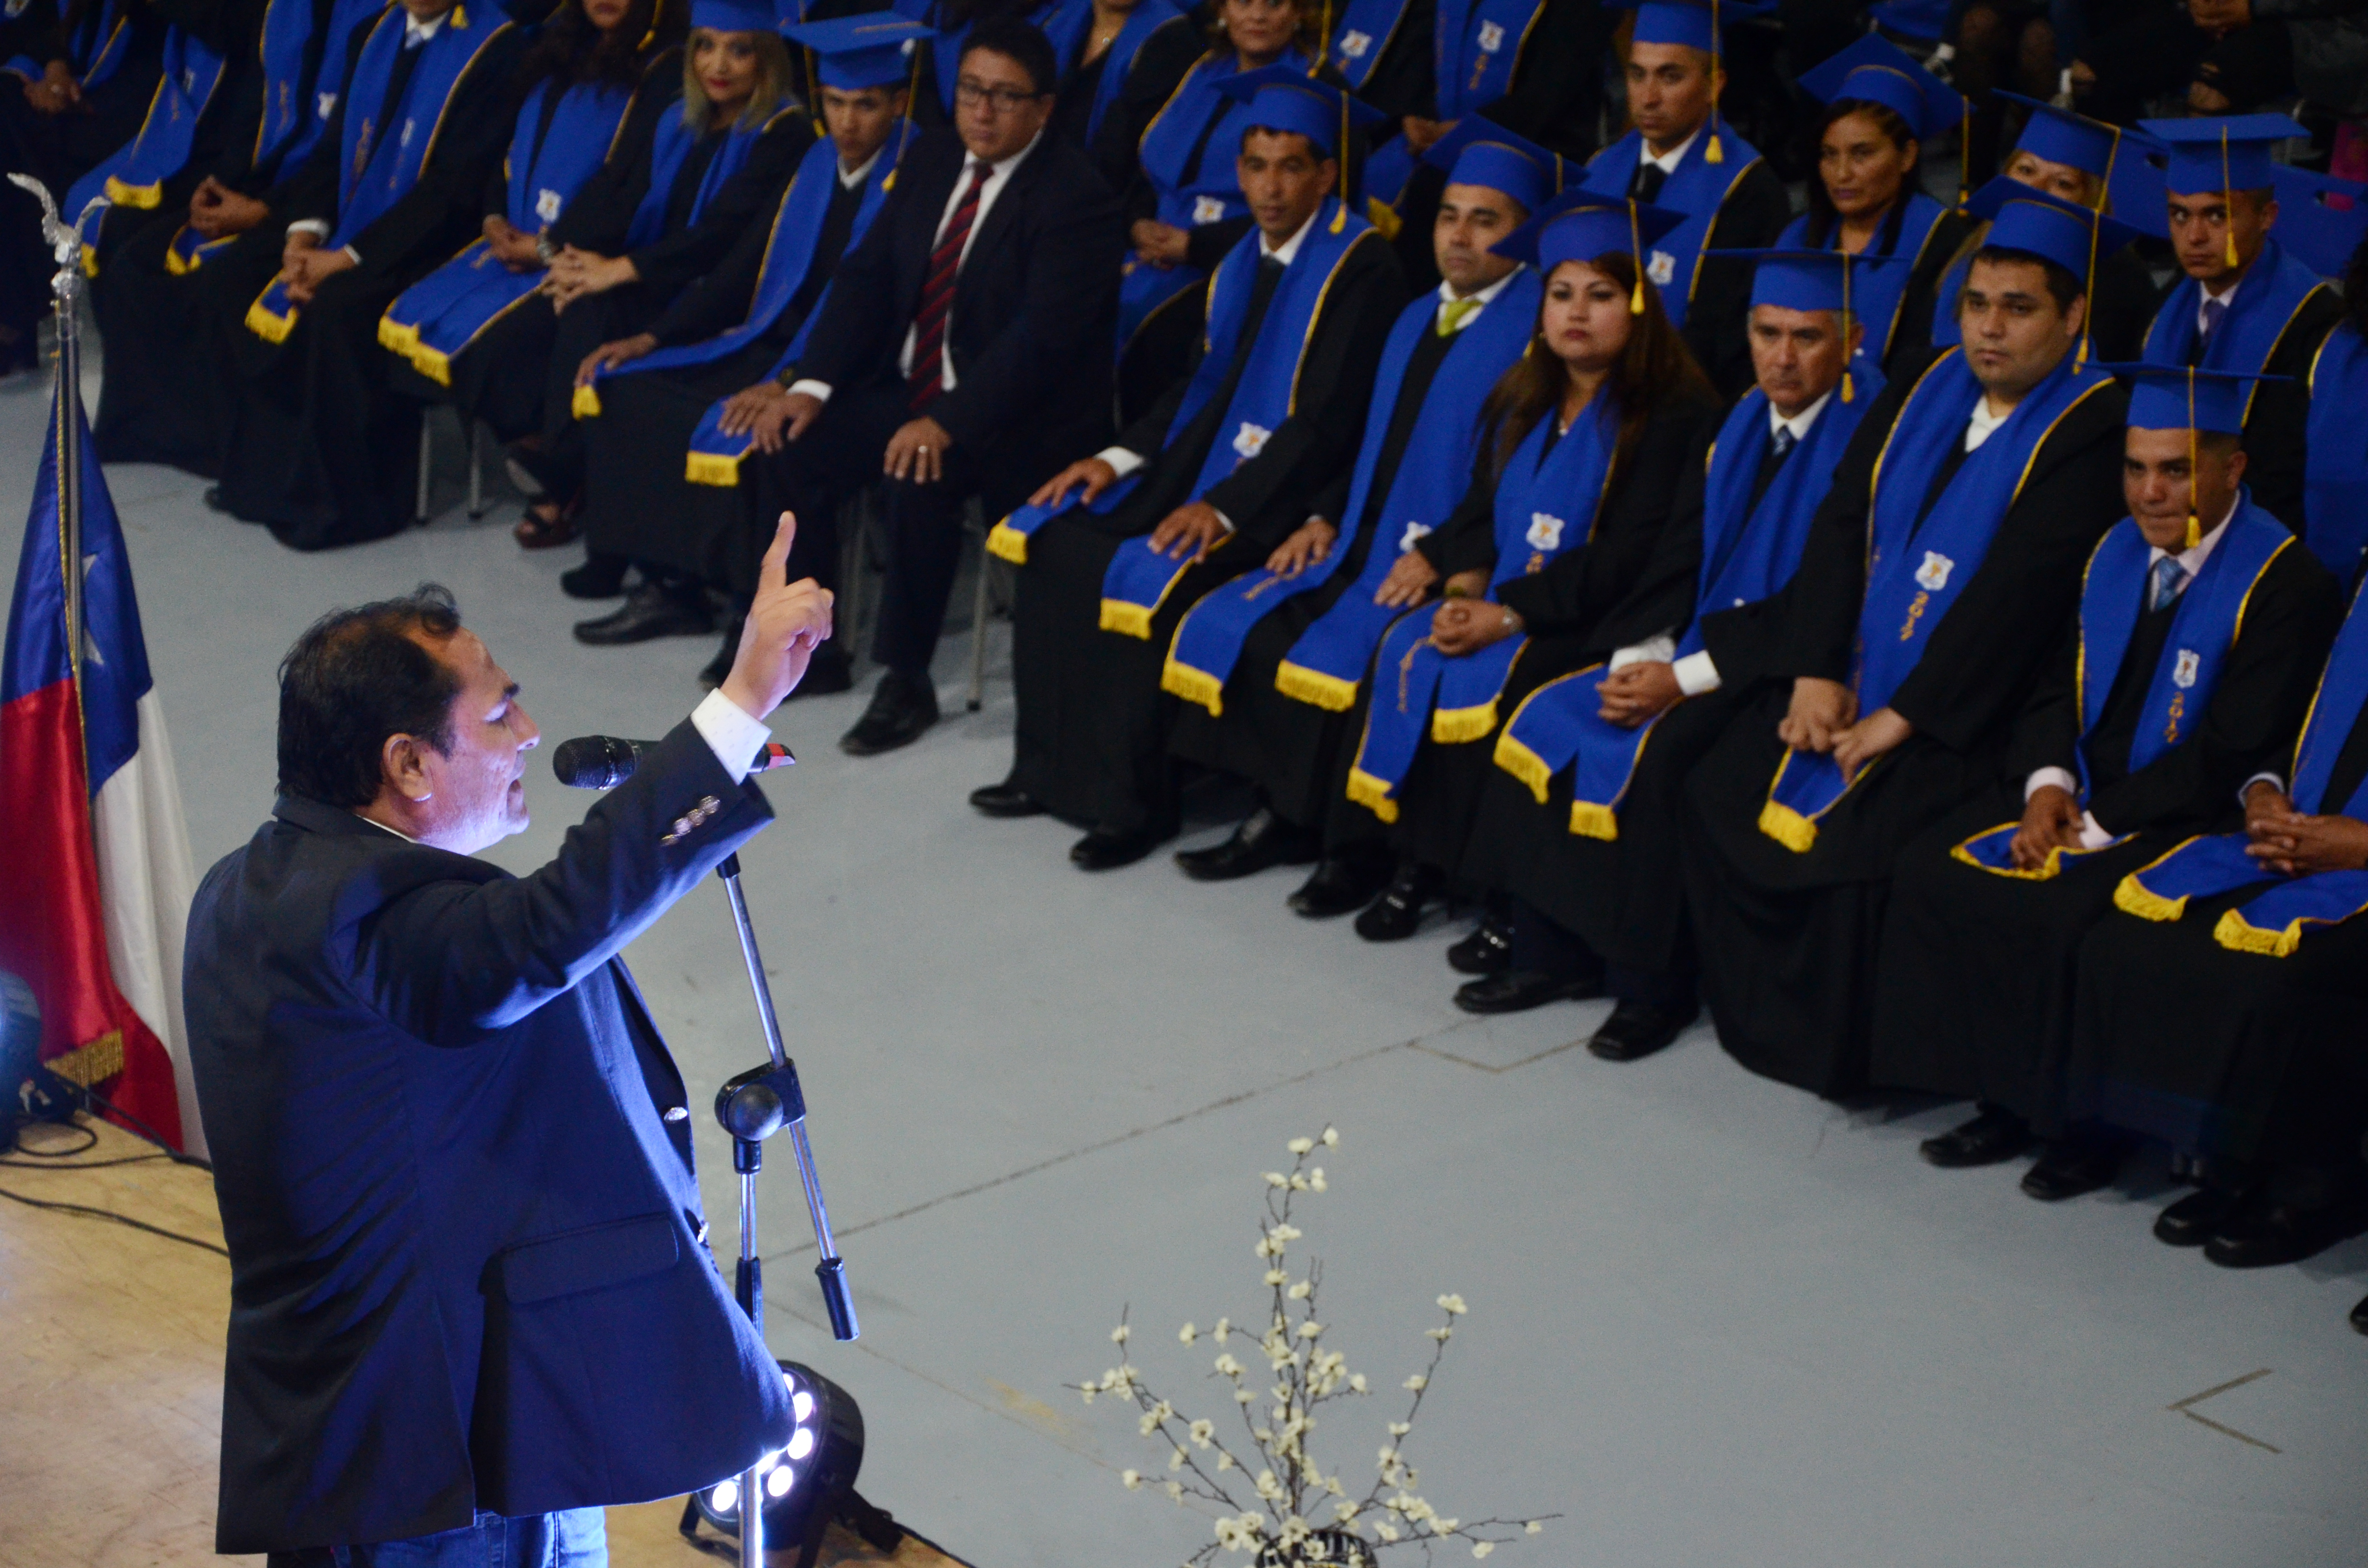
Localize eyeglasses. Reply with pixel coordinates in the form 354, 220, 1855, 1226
954, 78, 1042, 112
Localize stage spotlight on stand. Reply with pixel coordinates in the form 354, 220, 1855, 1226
686, 1360, 902, 1568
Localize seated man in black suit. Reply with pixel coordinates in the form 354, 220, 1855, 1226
738, 15, 1123, 757
183, 518, 831, 1562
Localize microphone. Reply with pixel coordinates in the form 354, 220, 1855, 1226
552, 735, 794, 789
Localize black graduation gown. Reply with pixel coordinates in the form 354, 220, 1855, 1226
1081, 12, 1198, 196
2066, 702, 2368, 1171
575, 162, 865, 593
210, 15, 530, 549
1677, 355, 2129, 1099
1868, 536, 2340, 1123
1322, 388, 1724, 881
1681, 161, 1794, 401
1009, 232, 1407, 833
2084, 243, 2162, 366
1459, 415, 1803, 988
2228, 285, 2346, 536
91, 0, 348, 469
1166, 306, 1460, 830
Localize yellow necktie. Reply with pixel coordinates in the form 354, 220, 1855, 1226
1437, 297, 1480, 337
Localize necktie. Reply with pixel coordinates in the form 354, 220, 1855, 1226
908, 159, 990, 410
1629, 160, 1667, 202
2196, 296, 2227, 359
2149, 555, 2188, 612
1436, 296, 1480, 337
1769, 423, 1796, 461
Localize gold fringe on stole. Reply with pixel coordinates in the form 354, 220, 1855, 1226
1274, 660, 1356, 710
408, 346, 452, 386
245, 293, 295, 343
45, 1029, 124, 1089
2111, 873, 2187, 922
1756, 798, 1817, 853
1949, 824, 2060, 880
1100, 599, 1153, 638
1345, 766, 1400, 823
1161, 653, 1224, 715
376, 314, 420, 355
685, 450, 742, 487
985, 518, 1029, 564
1431, 698, 1498, 743
164, 239, 194, 275
103, 174, 162, 208
1491, 728, 1553, 804
1567, 800, 1618, 840
2212, 906, 2303, 956
571, 382, 601, 419
1365, 196, 1402, 241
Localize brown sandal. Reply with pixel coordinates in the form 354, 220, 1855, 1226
513, 497, 580, 550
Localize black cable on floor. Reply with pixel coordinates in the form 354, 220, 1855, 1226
0, 1184, 229, 1258
1, 1117, 226, 1257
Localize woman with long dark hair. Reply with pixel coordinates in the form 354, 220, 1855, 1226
1323, 196, 1722, 941
1780, 34, 1970, 382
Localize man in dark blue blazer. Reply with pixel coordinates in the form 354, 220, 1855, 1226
735, 16, 1123, 760
185, 519, 834, 1563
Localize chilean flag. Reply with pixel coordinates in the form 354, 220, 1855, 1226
0, 381, 201, 1156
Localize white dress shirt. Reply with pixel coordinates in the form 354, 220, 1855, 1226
2027, 494, 2242, 840
1964, 394, 2011, 452
1638, 123, 1701, 178
1611, 390, 1837, 696
789, 130, 1043, 407
838, 144, 883, 189
287, 9, 452, 259
2196, 272, 2243, 337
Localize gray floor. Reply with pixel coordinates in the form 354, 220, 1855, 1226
11, 349, 2368, 1568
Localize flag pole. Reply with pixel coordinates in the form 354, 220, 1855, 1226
8, 175, 107, 693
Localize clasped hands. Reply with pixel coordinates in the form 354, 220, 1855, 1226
277, 231, 353, 306
482, 214, 544, 272
188, 176, 267, 240
1597, 661, 1682, 729
540, 245, 636, 312
1779, 676, 1912, 779
22, 60, 82, 115
2241, 780, 2368, 877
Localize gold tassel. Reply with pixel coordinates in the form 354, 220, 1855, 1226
2221, 125, 2239, 269
1329, 93, 1348, 233
1839, 250, 1853, 400
2184, 369, 2200, 550
1628, 199, 1645, 314
1704, 0, 1723, 161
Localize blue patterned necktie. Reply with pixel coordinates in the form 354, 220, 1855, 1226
2150, 555, 2188, 612
2197, 295, 2228, 355
1769, 423, 1796, 461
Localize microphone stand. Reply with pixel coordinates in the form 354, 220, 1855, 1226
710, 852, 856, 1568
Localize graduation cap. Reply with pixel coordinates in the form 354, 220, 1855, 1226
1215, 65, 1388, 233
1620, 0, 1776, 167
1709, 245, 1894, 402
2137, 112, 2306, 270
1421, 116, 1566, 216
1990, 89, 2169, 219
782, 14, 927, 89
1799, 35, 1968, 147
1866, 0, 1949, 40
1493, 192, 1687, 314
1965, 176, 2142, 365
690, 0, 776, 33
2095, 362, 2287, 545
2267, 164, 2368, 280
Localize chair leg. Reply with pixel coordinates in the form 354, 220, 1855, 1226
415, 417, 433, 524
967, 541, 991, 712
467, 421, 486, 518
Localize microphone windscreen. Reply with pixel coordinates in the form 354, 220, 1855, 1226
551, 735, 637, 789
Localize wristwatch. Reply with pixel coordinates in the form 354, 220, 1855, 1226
535, 233, 559, 264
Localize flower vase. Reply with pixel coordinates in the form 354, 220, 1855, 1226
1256, 1529, 1375, 1568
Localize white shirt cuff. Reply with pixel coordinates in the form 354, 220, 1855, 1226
691, 687, 773, 779
2242, 771, 2285, 807
1672, 649, 1721, 696
2075, 810, 2114, 850
287, 218, 329, 239
1610, 632, 1677, 671
786, 378, 833, 405
1096, 445, 1145, 480
2025, 766, 2081, 801
1211, 509, 1235, 534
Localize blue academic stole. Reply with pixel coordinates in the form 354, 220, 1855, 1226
8, 0, 133, 88
1164, 269, 1540, 714
244, 6, 509, 343
1121, 47, 1314, 348
376, 76, 635, 383
2304, 324, 2368, 584
2141, 237, 2330, 406
1494, 361, 1884, 838
1344, 394, 1617, 823
1576, 128, 1764, 331
66, 28, 230, 224
1362, 0, 1543, 209
1086, 0, 1180, 143
1326, 0, 1415, 90
166, 0, 387, 276
1954, 502, 2293, 878
1757, 348, 2114, 851
2116, 573, 2368, 954
635, 126, 912, 484
1777, 193, 1948, 364
623, 103, 771, 251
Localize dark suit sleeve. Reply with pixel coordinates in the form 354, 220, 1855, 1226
623, 110, 814, 301
1880, 210, 1972, 385
2087, 540, 2343, 833
1684, 162, 1789, 399
1584, 421, 1714, 656
2003, 614, 2083, 784
1478, 0, 1604, 159
1201, 237, 1409, 547
1886, 390, 2130, 752
645, 205, 771, 345
347, 27, 530, 281
355, 721, 772, 1045
925, 156, 1125, 452
2242, 290, 2344, 534
1494, 394, 1722, 636
1185, 215, 1253, 272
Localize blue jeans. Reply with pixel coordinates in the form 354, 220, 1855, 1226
267, 1508, 607, 1568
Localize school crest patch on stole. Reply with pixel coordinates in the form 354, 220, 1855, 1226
1192, 195, 1227, 225
1526, 512, 1564, 551
1914, 551, 1953, 591
2174, 648, 2200, 688
1399, 520, 1432, 552
1340, 28, 1372, 55
1233, 421, 1271, 458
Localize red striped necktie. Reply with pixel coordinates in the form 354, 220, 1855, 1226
908, 158, 992, 410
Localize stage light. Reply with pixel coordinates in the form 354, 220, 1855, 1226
690, 1360, 867, 1565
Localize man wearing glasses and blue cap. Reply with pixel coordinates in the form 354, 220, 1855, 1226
1873, 361, 2340, 1199
2135, 112, 2346, 534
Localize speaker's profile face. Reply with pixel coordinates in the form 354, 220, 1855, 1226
414, 629, 540, 853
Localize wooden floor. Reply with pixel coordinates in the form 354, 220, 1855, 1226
0, 1116, 966, 1568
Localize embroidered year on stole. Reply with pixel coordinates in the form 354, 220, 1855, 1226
1953, 502, 2292, 877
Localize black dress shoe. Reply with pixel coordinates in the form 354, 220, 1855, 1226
1453, 968, 1604, 1014
2020, 1133, 2128, 1201
2350, 1293, 2368, 1336
1071, 821, 1171, 871
839, 670, 938, 755
699, 618, 741, 690
2204, 1198, 2366, 1269
574, 582, 715, 646
1588, 998, 1697, 1062
1445, 917, 1514, 975
1920, 1107, 2036, 1170
202, 485, 233, 514
1288, 851, 1392, 918
789, 642, 852, 698
1175, 807, 1319, 881
1353, 864, 1443, 942
560, 555, 630, 599
969, 778, 1044, 817
2153, 1184, 2255, 1247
